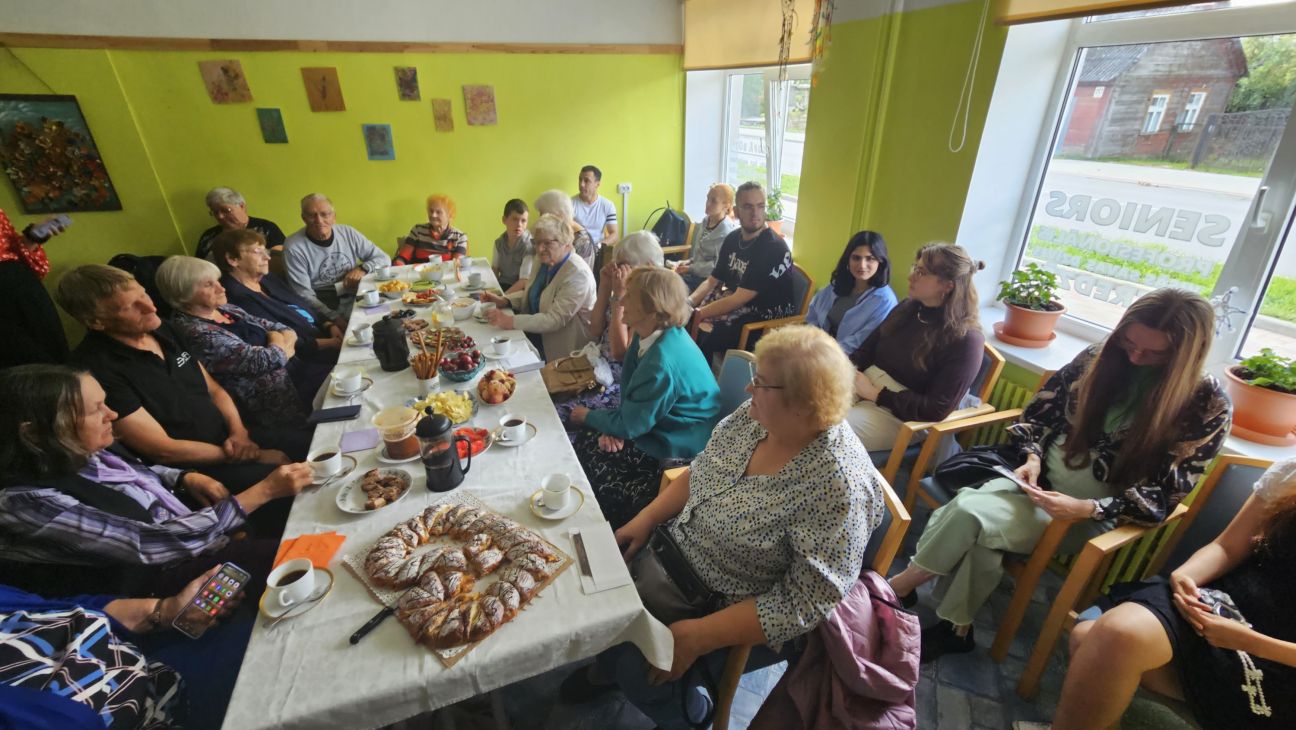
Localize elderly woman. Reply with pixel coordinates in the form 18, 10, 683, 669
480, 213, 596, 361
155, 256, 319, 458
889, 289, 1231, 662
847, 243, 985, 450
195, 186, 285, 262
674, 183, 738, 292
557, 230, 667, 425
0, 365, 312, 597
212, 228, 343, 363
806, 230, 898, 354
535, 188, 597, 267
567, 267, 721, 529
560, 325, 885, 729
395, 193, 468, 264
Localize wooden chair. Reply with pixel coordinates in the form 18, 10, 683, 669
871, 342, 1007, 494
710, 478, 913, 729
734, 263, 815, 351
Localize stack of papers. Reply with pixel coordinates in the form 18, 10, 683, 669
274, 532, 347, 569
501, 348, 543, 374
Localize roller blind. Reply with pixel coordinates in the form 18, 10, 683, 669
683, 0, 816, 70
998, 0, 1204, 24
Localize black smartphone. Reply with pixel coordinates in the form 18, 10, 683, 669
172, 562, 250, 639
308, 404, 362, 424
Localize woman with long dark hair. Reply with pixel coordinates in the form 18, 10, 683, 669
805, 230, 898, 354
846, 242, 985, 450
888, 288, 1232, 662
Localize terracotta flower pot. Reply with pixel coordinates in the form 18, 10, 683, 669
767, 220, 783, 236
995, 302, 1065, 348
1224, 367, 1296, 447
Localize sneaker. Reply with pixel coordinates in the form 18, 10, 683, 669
920, 620, 975, 663
558, 665, 618, 704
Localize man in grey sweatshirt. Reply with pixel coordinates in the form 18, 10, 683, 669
283, 193, 391, 320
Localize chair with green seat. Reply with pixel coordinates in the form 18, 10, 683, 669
870, 342, 1007, 499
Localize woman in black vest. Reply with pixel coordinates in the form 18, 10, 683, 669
0, 365, 311, 596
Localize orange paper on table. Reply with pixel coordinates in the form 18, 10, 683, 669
273, 532, 347, 569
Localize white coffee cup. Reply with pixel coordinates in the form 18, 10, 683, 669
353, 323, 374, 344
478, 302, 497, 320
333, 366, 363, 393
489, 336, 514, 357
499, 414, 527, 442
468, 271, 484, 288
375, 265, 394, 279
541, 473, 571, 510
359, 289, 380, 307
267, 558, 316, 609
308, 448, 343, 480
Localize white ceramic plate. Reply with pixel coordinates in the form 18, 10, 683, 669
528, 488, 585, 521
336, 468, 413, 514
493, 422, 537, 447
331, 377, 374, 397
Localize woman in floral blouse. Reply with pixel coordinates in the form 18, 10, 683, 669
889, 288, 1232, 662
559, 325, 885, 729
155, 256, 321, 458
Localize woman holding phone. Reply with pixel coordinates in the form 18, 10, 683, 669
887, 289, 1231, 662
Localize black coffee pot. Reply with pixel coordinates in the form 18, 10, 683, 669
372, 318, 410, 372
416, 414, 471, 492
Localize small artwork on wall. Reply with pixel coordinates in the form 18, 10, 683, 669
198, 59, 253, 104
0, 94, 122, 213
463, 85, 497, 126
256, 108, 288, 143
395, 67, 421, 101
302, 67, 346, 112
431, 99, 454, 132
363, 124, 395, 160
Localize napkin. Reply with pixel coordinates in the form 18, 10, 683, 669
340, 428, 380, 453
503, 349, 544, 374
569, 523, 632, 594
274, 532, 347, 569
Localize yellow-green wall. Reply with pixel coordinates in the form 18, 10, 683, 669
2, 47, 684, 341
794, 1, 1007, 295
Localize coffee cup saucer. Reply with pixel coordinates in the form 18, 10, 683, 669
375, 445, 420, 464
493, 423, 537, 447
331, 377, 374, 397
529, 488, 584, 521
346, 334, 375, 347
259, 567, 334, 620
483, 349, 513, 360
310, 454, 357, 487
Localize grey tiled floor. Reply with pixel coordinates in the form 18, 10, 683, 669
401, 505, 1195, 729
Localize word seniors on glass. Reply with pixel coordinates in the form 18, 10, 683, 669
1043, 191, 1232, 248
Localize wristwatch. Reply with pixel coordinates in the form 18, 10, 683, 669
1090, 499, 1105, 520
146, 598, 166, 631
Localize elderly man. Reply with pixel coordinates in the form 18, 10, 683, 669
572, 165, 619, 249
59, 265, 287, 496
283, 193, 390, 320
195, 187, 285, 262
687, 181, 795, 360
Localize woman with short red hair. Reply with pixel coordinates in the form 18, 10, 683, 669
395, 194, 468, 263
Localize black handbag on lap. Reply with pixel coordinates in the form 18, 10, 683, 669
932, 443, 1024, 491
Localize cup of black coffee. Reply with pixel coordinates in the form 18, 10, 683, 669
267, 558, 315, 609
499, 414, 527, 442
308, 449, 342, 481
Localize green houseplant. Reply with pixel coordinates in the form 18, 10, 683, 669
765, 188, 784, 235
993, 263, 1066, 347
1224, 348, 1296, 446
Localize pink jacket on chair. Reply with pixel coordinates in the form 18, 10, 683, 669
751, 570, 921, 730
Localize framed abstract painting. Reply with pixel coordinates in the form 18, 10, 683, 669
0, 94, 122, 213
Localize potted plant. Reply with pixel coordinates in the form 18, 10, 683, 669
1224, 348, 1296, 446
766, 188, 784, 235
993, 263, 1066, 347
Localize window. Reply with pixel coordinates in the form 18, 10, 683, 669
1003, 3, 1296, 365
1142, 93, 1169, 133
1180, 90, 1207, 129
721, 64, 810, 244
1093, 85, 1105, 98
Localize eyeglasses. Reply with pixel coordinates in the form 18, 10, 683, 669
749, 374, 784, 390
910, 263, 936, 277
534, 238, 563, 249
737, 203, 766, 212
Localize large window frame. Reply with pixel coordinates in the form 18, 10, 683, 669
998, 1, 1296, 367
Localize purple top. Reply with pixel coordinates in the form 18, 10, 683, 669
81, 451, 191, 519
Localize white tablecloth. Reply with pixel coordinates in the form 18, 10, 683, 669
222, 262, 673, 730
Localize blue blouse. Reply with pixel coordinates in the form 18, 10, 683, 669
805, 284, 898, 354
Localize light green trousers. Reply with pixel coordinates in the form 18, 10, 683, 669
912, 444, 1115, 626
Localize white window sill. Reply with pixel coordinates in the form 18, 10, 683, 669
977, 304, 1289, 462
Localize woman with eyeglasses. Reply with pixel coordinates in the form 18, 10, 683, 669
888, 288, 1231, 662
481, 213, 596, 361
806, 230, 899, 354
846, 242, 986, 450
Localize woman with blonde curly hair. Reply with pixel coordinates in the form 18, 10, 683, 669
395, 193, 468, 264
561, 324, 886, 729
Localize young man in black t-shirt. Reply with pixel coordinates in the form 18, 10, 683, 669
687, 182, 795, 359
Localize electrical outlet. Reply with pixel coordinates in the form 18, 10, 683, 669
616, 182, 632, 194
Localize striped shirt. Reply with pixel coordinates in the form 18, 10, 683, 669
396, 223, 468, 263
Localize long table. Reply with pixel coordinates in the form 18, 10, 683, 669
222, 262, 672, 730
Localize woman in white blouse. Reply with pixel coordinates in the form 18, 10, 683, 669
559, 325, 885, 729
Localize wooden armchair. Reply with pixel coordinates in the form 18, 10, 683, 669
660, 214, 695, 259
734, 263, 815, 351
872, 342, 1007, 493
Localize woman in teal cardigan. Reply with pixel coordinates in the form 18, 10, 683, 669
569, 267, 721, 528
